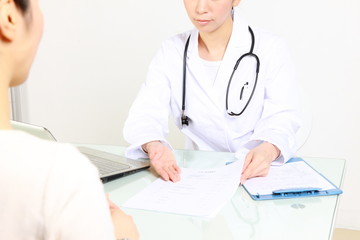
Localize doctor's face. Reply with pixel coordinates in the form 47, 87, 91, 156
183, 0, 240, 34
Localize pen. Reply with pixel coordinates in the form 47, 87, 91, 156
272, 188, 321, 195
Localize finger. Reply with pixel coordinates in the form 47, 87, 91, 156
241, 154, 253, 183
242, 152, 253, 174
167, 166, 181, 182
173, 164, 181, 174
106, 195, 119, 209
108, 200, 118, 210
243, 156, 268, 181
168, 160, 181, 174
243, 159, 261, 179
156, 167, 170, 181
241, 156, 263, 183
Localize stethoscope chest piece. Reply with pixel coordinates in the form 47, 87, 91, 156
181, 111, 189, 126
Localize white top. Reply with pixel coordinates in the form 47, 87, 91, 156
199, 58, 221, 85
0, 131, 115, 240
123, 10, 302, 164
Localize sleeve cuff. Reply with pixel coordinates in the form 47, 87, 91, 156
125, 139, 173, 159
271, 154, 285, 166
240, 138, 292, 166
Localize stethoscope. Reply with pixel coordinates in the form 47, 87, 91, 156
181, 26, 260, 126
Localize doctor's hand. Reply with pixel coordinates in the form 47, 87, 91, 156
142, 141, 181, 182
240, 142, 280, 184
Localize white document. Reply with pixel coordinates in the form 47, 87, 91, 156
243, 160, 336, 195
122, 159, 243, 217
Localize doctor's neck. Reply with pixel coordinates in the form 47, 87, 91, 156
198, 16, 233, 61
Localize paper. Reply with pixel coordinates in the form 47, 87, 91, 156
243, 160, 336, 195
122, 159, 243, 217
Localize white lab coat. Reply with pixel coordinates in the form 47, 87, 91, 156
124, 11, 302, 164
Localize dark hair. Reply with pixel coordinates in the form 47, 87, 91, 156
14, 0, 30, 13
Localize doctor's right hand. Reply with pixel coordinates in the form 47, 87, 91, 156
142, 141, 181, 182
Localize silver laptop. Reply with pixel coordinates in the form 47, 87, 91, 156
10, 120, 150, 183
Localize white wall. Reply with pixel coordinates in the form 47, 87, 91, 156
21, 0, 191, 146
20, 0, 360, 230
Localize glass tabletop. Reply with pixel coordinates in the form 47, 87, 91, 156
82, 144, 345, 240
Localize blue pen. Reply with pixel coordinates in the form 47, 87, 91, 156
272, 188, 322, 196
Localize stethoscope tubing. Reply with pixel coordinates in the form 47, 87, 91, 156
182, 26, 260, 125
226, 52, 260, 116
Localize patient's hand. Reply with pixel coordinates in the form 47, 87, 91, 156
142, 141, 181, 182
108, 197, 139, 240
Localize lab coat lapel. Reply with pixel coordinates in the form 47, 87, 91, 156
213, 14, 252, 111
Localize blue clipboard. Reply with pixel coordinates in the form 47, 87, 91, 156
242, 158, 343, 201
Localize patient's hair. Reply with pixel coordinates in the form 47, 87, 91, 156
14, 0, 30, 13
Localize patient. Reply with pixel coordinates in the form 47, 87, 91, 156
0, 0, 138, 239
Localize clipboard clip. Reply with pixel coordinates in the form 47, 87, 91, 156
272, 188, 322, 197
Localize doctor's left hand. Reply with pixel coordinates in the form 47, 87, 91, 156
142, 141, 181, 182
240, 142, 280, 184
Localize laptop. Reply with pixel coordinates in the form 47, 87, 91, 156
10, 120, 150, 183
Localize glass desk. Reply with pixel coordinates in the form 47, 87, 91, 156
84, 145, 345, 240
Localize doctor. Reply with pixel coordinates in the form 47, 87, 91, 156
124, 0, 301, 183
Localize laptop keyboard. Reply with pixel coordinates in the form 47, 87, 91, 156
85, 154, 131, 175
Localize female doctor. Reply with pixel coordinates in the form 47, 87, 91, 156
124, 0, 301, 183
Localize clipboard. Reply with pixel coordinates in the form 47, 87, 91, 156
242, 158, 343, 201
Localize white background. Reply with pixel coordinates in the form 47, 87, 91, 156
16, 0, 360, 230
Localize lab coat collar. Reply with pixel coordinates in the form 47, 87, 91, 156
228, 10, 252, 51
